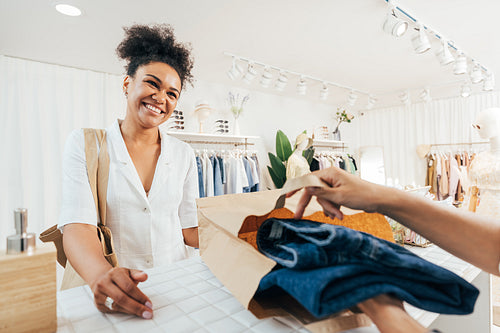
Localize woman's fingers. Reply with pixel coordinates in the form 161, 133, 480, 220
294, 188, 314, 219
317, 197, 344, 220
93, 268, 153, 319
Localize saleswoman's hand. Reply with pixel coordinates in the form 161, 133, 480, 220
288, 167, 386, 220
91, 267, 153, 319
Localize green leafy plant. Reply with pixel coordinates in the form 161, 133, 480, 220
267, 130, 315, 189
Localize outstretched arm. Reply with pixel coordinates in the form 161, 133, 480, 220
291, 167, 500, 276
63, 223, 153, 318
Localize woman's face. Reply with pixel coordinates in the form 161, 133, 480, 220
123, 61, 181, 129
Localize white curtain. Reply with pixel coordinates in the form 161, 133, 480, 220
0, 55, 124, 246
355, 92, 500, 187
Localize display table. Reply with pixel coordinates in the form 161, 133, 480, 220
56, 246, 489, 333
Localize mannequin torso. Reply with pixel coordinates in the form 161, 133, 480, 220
286, 134, 311, 180
469, 109, 500, 218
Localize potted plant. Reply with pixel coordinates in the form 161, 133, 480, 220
267, 130, 314, 189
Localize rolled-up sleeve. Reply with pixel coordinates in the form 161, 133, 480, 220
58, 129, 98, 230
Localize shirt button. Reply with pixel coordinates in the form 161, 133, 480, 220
143, 207, 148, 212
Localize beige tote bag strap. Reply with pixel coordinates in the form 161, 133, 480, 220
83, 128, 109, 226
95, 129, 109, 226
274, 173, 330, 209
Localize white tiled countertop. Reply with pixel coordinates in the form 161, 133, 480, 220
56, 256, 309, 333
56, 246, 487, 333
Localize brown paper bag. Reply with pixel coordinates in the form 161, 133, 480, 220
198, 173, 394, 333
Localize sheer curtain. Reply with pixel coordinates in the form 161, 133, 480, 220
0, 55, 125, 247
354, 92, 500, 187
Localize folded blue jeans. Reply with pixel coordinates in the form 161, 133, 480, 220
255, 218, 479, 318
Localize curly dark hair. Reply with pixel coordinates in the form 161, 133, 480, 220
116, 24, 194, 88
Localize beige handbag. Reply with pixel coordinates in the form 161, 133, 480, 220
40, 128, 118, 290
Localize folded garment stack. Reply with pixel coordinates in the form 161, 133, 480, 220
255, 218, 479, 318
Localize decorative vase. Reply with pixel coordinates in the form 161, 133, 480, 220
332, 127, 341, 141
233, 115, 241, 136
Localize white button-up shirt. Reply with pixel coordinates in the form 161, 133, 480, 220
59, 120, 198, 269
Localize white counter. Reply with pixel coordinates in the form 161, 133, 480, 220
56, 245, 488, 333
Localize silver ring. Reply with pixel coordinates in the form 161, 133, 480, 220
104, 296, 114, 310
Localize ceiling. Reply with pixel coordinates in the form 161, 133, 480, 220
1, 0, 499, 109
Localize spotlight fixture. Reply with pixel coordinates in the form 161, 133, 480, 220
275, 72, 288, 92
383, 3, 408, 37
347, 91, 358, 106
55, 3, 82, 16
435, 40, 454, 66
242, 63, 257, 84
420, 87, 431, 103
483, 72, 495, 91
399, 90, 411, 106
366, 95, 377, 110
460, 83, 471, 98
319, 83, 329, 101
470, 63, 483, 84
411, 22, 430, 53
227, 57, 243, 80
297, 77, 307, 95
453, 53, 468, 75
223, 52, 371, 103
260, 67, 273, 88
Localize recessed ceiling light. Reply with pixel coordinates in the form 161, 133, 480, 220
55, 4, 82, 16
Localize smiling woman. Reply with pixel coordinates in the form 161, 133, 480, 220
58, 24, 198, 320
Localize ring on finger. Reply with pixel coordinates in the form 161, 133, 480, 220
104, 296, 114, 310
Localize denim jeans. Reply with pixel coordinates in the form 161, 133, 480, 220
195, 156, 204, 198
256, 218, 479, 318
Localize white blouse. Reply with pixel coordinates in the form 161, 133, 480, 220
59, 120, 198, 269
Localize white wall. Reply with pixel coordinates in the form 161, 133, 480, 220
354, 92, 500, 187
0, 55, 339, 247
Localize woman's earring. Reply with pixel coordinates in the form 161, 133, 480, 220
124, 91, 128, 98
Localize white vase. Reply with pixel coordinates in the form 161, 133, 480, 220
233, 116, 241, 136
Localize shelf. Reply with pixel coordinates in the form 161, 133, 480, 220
166, 131, 259, 148
312, 139, 347, 148
166, 131, 259, 141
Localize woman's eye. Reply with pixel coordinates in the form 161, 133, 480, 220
146, 80, 159, 88
168, 92, 178, 99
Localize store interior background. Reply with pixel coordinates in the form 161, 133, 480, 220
1, 0, 500, 245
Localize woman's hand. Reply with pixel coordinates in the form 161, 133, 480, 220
90, 267, 153, 319
289, 167, 386, 220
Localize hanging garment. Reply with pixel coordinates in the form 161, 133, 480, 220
242, 156, 255, 193
448, 153, 460, 200
310, 157, 320, 172
435, 155, 442, 200
350, 156, 357, 171
217, 156, 226, 185
338, 156, 346, 171
203, 153, 214, 197
256, 218, 479, 318
438, 154, 449, 199
195, 156, 205, 198
211, 155, 224, 196
247, 156, 260, 192
426, 155, 435, 193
